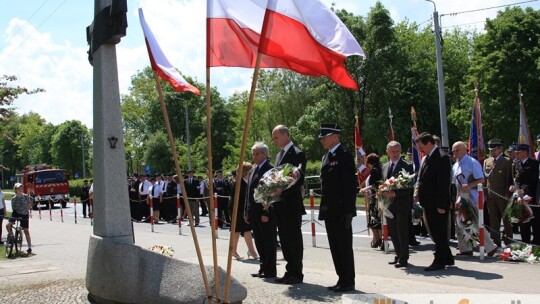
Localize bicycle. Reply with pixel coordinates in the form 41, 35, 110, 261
5, 217, 23, 258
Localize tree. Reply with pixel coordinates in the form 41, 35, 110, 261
466, 7, 540, 145
50, 120, 90, 176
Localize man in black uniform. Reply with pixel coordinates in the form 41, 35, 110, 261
513, 144, 539, 244
82, 179, 91, 218
214, 170, 231, 228
318, 123, 357, 292
184, 170, 200, 225
271, 124, 307, 285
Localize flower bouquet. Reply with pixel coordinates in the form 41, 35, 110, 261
455, 192, 479, 248
254, 163, 300, 210
148, 245, 175, 257
499, 243, 540, 263
504, 185, 534, 224
411, 203, 424, 225
376, 169, 416, 219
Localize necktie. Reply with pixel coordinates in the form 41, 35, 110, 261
387, 162, 394, 179
276, 149, 285, 165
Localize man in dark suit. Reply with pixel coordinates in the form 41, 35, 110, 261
414, 132, 454, 271
271, 124, 307, 285
382, 141, 414, 268
82, 179, 92, 218
512, 144, 539, 244
245, 142, 276, 278
214, 170, 231, 228
318, 123, 357, 292
184, 170, 200, 225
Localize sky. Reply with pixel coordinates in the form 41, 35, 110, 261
1, 0, 539, 129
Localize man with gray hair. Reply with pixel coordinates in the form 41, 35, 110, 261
271, 125, 306, 284
382, 141, 414, 268
245, 142, 276, 278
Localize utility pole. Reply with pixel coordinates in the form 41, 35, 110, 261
426, 0, 449, 150
185, 100, 192, 170
81, 132, 86, 179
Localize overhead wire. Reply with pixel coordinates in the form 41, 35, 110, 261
0, 0, 50, 51
0, 0, 69, 64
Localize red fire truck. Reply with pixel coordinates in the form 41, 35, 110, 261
15, 164, 70, 209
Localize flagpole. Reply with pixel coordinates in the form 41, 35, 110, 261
204, 66, 222, 302
224, 54, 262, 303
152, 71, 213, 301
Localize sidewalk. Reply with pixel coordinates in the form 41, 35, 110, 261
0, 216, 537, 303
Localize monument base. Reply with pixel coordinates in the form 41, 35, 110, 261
86, 235, 247, 304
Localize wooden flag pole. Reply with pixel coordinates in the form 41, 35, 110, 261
152, 71, 213, 302
224, 53, 263, 303
205, 66, 221, 302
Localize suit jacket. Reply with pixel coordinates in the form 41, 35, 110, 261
415, 147, 452, 210
381, 158, 414, 211
318, 144, 357, 221
275, 144, 307, 215
515, 157, 539, 203
184, 177, 199, 199
483, 154, 513, 199
246, 160, 273, 221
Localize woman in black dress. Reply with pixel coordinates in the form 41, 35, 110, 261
229, 162, 258, 260
360, 153, 383, 249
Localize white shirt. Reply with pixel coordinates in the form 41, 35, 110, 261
150, 182, 163, 198
139, 180, 151, 195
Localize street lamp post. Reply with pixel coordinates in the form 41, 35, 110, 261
426, 0, 449, 150
1, 150, 8, 188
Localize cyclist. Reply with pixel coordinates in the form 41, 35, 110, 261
6, 183, 32, 254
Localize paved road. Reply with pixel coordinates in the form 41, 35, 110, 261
0, 203, 538, 303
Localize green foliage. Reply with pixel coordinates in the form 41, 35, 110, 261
50, 121, 90, 177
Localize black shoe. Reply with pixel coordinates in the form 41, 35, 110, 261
388, 257, 399, 265
333, 285, 354, 292
409, 240, 421, 246
446, 259, 455, 266
456, 251, 473, 256
327, 283, 340, 291
283, 276, 303, 284
274, 275, 289, 283
424, 263, 445, 271
371, 239, 382, 248
251, 272, 263, 278
394, 262, 408, 268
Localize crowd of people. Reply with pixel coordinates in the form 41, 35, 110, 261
123, 125, 540, 290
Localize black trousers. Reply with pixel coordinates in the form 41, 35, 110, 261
521, 205, 540, 244
425, 207, 453, 265
325, 217, 355, 287
274, 205, 304, 279
387, 203, 410, 263
140, 195, 150, 221
252, 217, 277, 277
217, 198, 230, 227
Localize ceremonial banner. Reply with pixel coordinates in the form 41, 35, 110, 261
468, 91, 485, 162
139, 8, 200, 95
411, 126, 421, 173
518, 100, 535, 156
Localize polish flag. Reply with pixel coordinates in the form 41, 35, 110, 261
206, 0, 315, 74
139, 8, 200, 95
258, 0, 366, 90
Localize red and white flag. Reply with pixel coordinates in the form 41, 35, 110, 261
139, 8, 200, 95
206, 0, 315, 74
258, 0, 366, 90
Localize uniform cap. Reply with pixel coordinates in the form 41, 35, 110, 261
318, 123, 341, 138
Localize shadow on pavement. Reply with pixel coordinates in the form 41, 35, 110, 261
283, 282, 359, 302
404, 265, 503, 280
